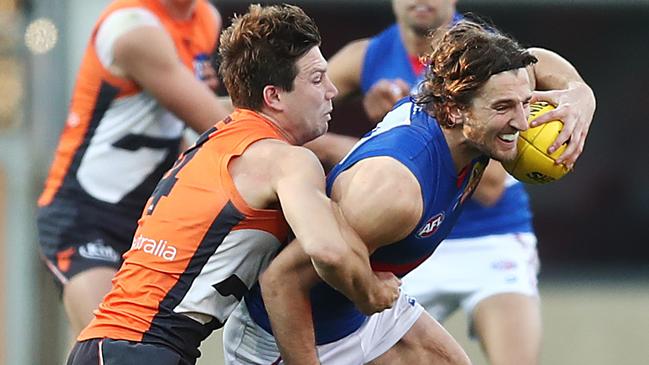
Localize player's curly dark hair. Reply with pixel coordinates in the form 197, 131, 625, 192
218, 4, 321, 110
415, 20, 537, 127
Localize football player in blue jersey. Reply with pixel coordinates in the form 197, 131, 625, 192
311, 2, 596, 365
223, 20, 555, 365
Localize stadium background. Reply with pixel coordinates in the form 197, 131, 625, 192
0, 0, 648, 363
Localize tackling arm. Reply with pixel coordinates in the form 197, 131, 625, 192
272, 147, 401, 314
261, 156, 422, 364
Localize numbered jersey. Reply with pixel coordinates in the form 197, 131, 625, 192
78, 109, 290, 361
37, 0, 220, 214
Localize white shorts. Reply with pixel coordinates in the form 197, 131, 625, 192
401, 232, 539, 336
223, 291, 424, 365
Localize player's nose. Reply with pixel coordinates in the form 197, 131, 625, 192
512, 103, 529, 131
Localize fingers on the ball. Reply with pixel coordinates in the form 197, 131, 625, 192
556, 136, 582, 165
551, 130, 572, 152
531, 110, 561, 126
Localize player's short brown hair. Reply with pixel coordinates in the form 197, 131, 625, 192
219, 4, 321, 110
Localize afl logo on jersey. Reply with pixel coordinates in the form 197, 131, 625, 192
417, 213, 445, 238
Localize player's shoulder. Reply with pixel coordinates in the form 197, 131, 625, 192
332, 156, 422, 243
247, 139, 320, 169
339, 156, 421, 205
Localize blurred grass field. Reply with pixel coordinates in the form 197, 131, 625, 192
196, 269, 649, 365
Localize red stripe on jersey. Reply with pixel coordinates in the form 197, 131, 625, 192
371, 254, 431, 277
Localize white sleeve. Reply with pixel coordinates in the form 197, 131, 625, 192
94, 7, 162, 68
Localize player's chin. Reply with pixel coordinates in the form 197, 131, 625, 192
320, 120, 329, 134
311, 123, 329, 141
489, 148, 518, 163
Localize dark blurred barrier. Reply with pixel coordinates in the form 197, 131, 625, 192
214, 1, 649, 266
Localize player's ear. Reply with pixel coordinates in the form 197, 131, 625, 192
262, 85, 283, 112
446, 104, 465, 128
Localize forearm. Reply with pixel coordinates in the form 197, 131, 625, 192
529, 47, 589, 89
308, 238, 376, 312
305, 203, 395, 315
276, 155, 397, 317
261, 249, 320, 365
528, 48, 595, 112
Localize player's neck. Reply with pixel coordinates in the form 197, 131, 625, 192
399, 25, 430, 57
442, 127, 482, 173
257, 110, 298, 145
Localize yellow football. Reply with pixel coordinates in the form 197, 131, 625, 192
502, 102, 571, 184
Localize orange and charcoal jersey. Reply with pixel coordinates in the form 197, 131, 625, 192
79, 109, 290, 361
37, 0, 221, 276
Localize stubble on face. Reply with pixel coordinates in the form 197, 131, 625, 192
283, 47, 334, 145
460, 69, 532, 162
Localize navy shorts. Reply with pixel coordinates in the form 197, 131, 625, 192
37, 196, 139, 288
67, 338, 194, 365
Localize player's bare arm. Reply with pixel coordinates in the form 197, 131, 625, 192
526, 47, 596, 167
112, 26, 230, 133
330, 157, 423, 249
268, 142, 400, 307
260, 239, 322, 365
260, 156, 422, 364
233, 138, 399, 312
471, 161, 507, 207
328, 37, 409, 122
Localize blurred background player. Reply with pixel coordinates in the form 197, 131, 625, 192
323, 1, 596, 365
224, 19, 544, 365
36, 0, 230, 336
67, 4, 399, 364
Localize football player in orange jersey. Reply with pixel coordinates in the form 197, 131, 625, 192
37, 0, 235, 336
67, 4, 399, 364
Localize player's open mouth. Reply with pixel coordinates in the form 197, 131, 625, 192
499, 131, 519, 143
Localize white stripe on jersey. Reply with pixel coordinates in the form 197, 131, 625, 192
504, 173, 520, 188
173, 229, 283, 324
95, 7, 163, 71
339, 101, 414, 164
77, 92, 184, 203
